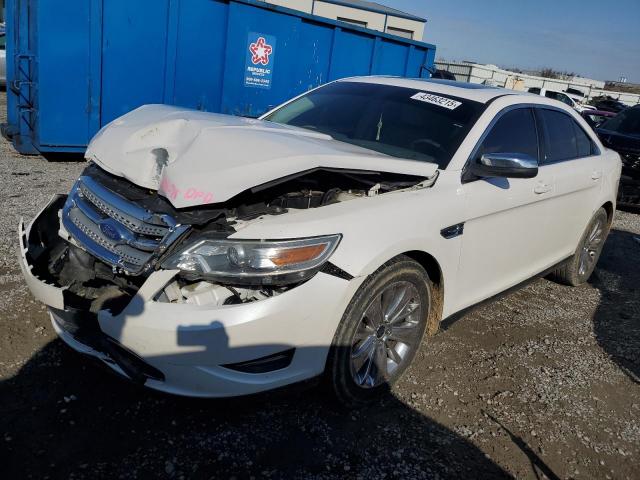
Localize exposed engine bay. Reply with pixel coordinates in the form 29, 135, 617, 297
82, 162, 430, 224
25, 163, 434, 313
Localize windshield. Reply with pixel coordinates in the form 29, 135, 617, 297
600, 107, 640, 136
263, 81, 484, 168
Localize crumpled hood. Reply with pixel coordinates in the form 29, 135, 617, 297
86, 104, 438, 208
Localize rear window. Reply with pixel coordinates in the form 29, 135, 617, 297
537, 109, 596, 162
263, 82, 485, 169
538, 109, 578, 162
573, 122, 593, 157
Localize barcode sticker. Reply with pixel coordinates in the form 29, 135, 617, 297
410, 92, 462, 110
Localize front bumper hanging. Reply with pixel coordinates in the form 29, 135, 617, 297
18, 195, 364, 397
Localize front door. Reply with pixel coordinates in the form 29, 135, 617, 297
452, 107, 555, 311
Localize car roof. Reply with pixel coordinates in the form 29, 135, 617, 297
335, 76, 589, 111
538, 88, 569, 96
339, 76, 522, 104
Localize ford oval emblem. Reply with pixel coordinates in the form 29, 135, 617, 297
99, 221, 122, 242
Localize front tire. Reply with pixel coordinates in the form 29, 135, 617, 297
327, 256, 431, 406
551, 208, 609, 286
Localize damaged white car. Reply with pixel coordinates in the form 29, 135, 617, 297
19, 78, 621, 404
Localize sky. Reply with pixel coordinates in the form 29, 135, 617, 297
387, 0, 640, 83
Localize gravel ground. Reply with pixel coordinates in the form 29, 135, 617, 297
1, 93, 639, 479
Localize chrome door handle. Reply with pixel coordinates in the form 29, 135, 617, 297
591, 171, 602, 180
534, 183, 552, 194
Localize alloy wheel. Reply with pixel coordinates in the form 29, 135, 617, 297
578, 216, 605, 277
349, 281, 423, 388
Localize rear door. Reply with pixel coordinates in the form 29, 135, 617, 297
453, 107, 555, 311
534, 107, 604, 259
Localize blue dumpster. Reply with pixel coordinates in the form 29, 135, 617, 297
3, 0, 436, 154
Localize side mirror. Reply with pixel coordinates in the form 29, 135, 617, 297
469, 153, 538, 179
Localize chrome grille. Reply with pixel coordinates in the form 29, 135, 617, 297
62, 175, 188, 274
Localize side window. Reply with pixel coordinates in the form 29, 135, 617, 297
477, 108, 539, 160
572, 121, 596, 157
537, 109, 579, 163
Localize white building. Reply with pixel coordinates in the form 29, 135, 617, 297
435, 61, 640, 106
262, 0, 426, 40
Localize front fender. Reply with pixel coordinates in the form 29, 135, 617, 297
230, 178, 465, 318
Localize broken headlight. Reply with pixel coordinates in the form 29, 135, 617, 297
162, 234, 341, 285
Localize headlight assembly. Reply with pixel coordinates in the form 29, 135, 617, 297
162, 234, 342, 285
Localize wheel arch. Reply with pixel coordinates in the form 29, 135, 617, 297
601, 200, 614, 227
401, 250, 444, 336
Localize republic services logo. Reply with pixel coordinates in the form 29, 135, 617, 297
249, 37, 273, 66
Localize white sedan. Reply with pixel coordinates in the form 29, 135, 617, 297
527, 87, 595, 113
19, 78, 621, 405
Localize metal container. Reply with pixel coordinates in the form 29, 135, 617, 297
3, 0, 435, 154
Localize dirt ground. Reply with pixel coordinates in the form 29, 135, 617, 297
0, 94, 639, 480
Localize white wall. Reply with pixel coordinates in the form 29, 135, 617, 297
385, 15, 424, 40
264, 0, 313, 13
435, 61, 640, 105
262, 0, 425, 40
313, 1, 386, 31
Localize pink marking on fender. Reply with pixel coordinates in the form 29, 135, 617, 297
159, 177, 181, 201
184, 187, 214, 204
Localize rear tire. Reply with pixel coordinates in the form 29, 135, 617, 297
550, 208, 609, 286
326, 256, 431, 407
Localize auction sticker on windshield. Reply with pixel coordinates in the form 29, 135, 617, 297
410, 92, 462, 110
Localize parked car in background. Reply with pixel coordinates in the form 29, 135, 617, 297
431, 69, 457, 81
565, 87, 586, 98
596, 105, 640, 207
567, 92, 596, 111
581, 109, 617, 130
528, 87, 593, 113
592, 97, 628, 113
18, 78, 620, 404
